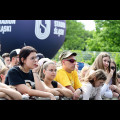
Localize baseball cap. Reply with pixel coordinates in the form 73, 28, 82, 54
38, 58, 51, 66
10, 49, 21, 60
37, 53, 45, 61
59, 51, 77, 61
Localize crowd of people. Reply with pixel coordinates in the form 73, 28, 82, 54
0, 45, 120, 100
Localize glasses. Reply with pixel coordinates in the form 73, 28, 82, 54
111, 66, 115, 70
46, 69, 57, 72
30, 56, 38, 61
65, 59, 76, 63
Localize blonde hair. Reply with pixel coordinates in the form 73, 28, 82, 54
92, 52, 110, 71
0, 59, 7, 72
0, 67, 8, 82
81, 69, 107, 86
39, 61, 55, 80
80, 66, 89, 78
86, 52, 111, 77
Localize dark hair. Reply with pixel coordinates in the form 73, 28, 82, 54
110, 59, 117, 85
19, 46, 37, 66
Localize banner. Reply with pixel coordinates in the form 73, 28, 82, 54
0, 20, 66, 58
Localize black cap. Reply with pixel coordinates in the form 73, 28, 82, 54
10, 49, 21, 61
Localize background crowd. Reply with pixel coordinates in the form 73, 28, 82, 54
0, 45, 120, 100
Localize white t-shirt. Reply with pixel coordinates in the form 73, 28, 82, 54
81, 82, 102, 100
101, 79, 113, 98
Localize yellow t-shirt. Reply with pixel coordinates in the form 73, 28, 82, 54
54, 68, 82, 90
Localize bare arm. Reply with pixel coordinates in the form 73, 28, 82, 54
33, 73, 46, 91
0, 83, 22, 100
0, 88, 22, 100
105, 70, 114, 84
65, 85, 75, 93
15, 84, 56, 100
56, 83, 73, 98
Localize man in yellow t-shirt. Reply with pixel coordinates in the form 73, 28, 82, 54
54, 50, 82, 100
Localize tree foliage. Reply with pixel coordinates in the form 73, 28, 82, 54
86, 20, 120, 52
63, 20, 93, 51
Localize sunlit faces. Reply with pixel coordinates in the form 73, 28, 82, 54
23, 52, 38, 69
62, 56, 76, 72
102, 57, 110, 70
44, 64, 57, 80
94, 79, 105, 87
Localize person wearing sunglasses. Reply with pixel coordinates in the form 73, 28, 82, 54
109, 69, 120, 100
101, 59, 118, 100
54, 50, 82, 100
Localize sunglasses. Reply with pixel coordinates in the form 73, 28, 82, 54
111, 66, 115, 70
65, 59, 76, 63
117, 75, 120, 78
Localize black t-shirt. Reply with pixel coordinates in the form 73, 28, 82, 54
41, 79, 58, 88
5, 66, 34, 87
51, 80, 58, 88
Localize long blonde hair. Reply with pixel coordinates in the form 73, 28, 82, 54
86, 52, 111, 77
39, 61, 55, 80
92, 52, 110, 71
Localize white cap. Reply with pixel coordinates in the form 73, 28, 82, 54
38, 58, 51, 66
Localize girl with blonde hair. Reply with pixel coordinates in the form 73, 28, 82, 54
79, 66, 89, 80
41, 61, 73, 99
86, 52, 111, 76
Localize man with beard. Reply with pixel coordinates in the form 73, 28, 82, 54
54, 51, 82, 100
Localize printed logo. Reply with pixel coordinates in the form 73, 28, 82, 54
35, 20, 51, 40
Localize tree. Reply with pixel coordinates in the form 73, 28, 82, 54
86, 20, 120, 52
63, 20, 93, 51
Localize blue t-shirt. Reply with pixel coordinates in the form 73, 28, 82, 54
5, 66, 34, 87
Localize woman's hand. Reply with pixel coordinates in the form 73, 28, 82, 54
32, 63, 40, 73
109, 85, 117, 92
